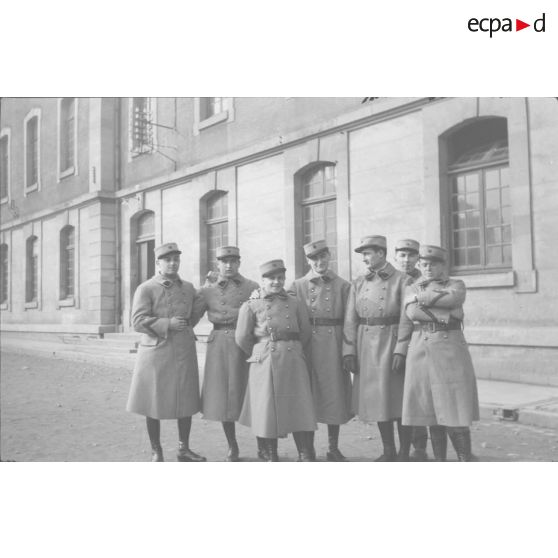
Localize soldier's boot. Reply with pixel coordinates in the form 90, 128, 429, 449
146, 417, 164, 462
410, 426, 429, 461
375, 420, 398, 461
306, 431, 317, 461
448, 427, 478, 462
396, 419, 413, 462
429, 425, 448, 462
267, 438, 279, 462
326, 424, 347, 462
256, 437, 269, 461
176, 417, 207, 462
222, 421, 239, 462
293, 431, 312, 462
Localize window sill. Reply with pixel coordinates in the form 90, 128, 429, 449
450, 270, 514, 289
58, 297, 75, 308
25, 183, 39, 194
198, 110, 229, 131
24, 301, 38, 309
59, 166, 75, 180
131, 148, 153, 158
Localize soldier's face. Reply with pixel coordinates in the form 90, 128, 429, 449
362, 248, 386, 270
394, 250, 419, 274
217, 257, 240, 278
261, 272, 285, 294
308, 250, 330, 274
157, 254, 180, 277
419, 259, 445, 280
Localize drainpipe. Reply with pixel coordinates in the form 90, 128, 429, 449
114, 98, 122, 332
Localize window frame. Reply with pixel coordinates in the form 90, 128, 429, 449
0, 128, 11, 204
448, 158, 512, 274
25, 235, 39, 307
23, 108, 41, 195
193, 97, 235, 135
0, 243, 8, 308
59, 225, 75, 304
204, 191, 229, 275
128, 97, 157, 159
57, 98, 78, 180
298, 163, 338, 275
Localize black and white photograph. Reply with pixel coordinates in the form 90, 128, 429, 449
1, 2, 556, 557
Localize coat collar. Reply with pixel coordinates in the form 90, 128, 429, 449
153, 273, 183, 288
408, 268, 422, 280
307, 269, 334, 284
364, 262, 395, 281
217, 274, 243, 288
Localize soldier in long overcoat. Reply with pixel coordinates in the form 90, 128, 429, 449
393, 238, 430, 461
342, 235, 413, 461
287, 240, 352, 461
396, 245, 480, 461
235, 259, 317, 461
197, 246, 259, 461
126, 242, 206, 462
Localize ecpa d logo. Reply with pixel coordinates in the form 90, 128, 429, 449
468, 13, 546, 37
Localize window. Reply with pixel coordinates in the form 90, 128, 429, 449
60, 226, 75, 299
201, 97, 225, 120
135, 211, 155, 285
130, 97, 154, 155
26, 236, 39, 303
0, 130, 9, 202
0, 243, 8, 305
447, 118, 511, 272
300, 164, 338, 273
25, 114, 40, 191
193, 97, 235, 134
59, 98, 76, 176
205, 192, 228, 273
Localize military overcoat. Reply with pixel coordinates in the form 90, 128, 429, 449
235, 289, 317, 438
126, 274, 204, 420
197, 274, 259, 422
287, 269, 353, 425
343, 262, 410, 422
396, 276, 480, 427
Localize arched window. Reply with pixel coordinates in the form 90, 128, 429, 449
299, 164, 337, 273
446, 118, 511, 271
60, 226, 75, 299
0, 243, 8, 305
26, 236, 38, 303
205, 192, 228, 272
135, 211, 155, 284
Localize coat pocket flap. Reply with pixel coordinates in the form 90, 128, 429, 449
140, 334, 159, 347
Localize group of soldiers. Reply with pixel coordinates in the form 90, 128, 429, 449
126, 235, 480, 462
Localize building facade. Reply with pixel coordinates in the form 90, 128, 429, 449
1, 97, 557, 385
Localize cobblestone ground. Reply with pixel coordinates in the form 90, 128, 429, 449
1, 350, 557, 462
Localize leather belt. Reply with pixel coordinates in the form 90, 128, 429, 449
213, 322, 237, 331
309, 318, 343, 326
257, 332, 300, 342
358, 316, 399, 326
413, 319, 462, 333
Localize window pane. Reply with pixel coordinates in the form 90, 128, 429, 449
467, 247, 480, 266
465, 173, 479, 193
0, 244, 7, 303
501, 185, 510, 207
487, 246, 502, 265
466, 211, 480, 227
0, 137, 8, 199
486, 227, 501, 245
454, 194, 466, 211
453, 249, 466, 267
453, 231, 466, 248
502, 206, 511, 225
500, 167, 509, 187
485, 168, 500, 190
467, 229, 480, 246
137, 212, 154, 238
467, 192, 479, 210
455, 175, 465, 194
453, 213, 466, 229
502, 225, 512, 243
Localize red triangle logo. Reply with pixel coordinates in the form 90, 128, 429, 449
516, 19, 530, 31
